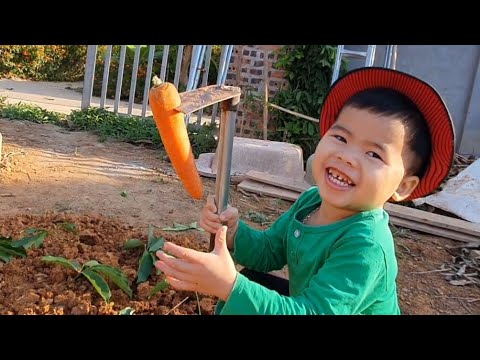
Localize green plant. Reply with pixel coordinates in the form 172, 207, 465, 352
187, 122, 218, 158
0, 101, 218, 157
0, 228, 48, 263
0, 101, 67, 125
270, 45, 348, 162
124, 225, 169, 298
41, 256, 133, 304
124, 225, 165, 284
0, 45, 88, 81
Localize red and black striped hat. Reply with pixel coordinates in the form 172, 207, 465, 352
320, 67, 455, 200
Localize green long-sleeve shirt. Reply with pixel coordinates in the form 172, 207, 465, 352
215, 186, 401, 315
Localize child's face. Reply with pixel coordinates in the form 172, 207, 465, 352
312, 105, 420, 212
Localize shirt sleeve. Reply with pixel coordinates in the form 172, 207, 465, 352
231, 189, 312, 273
220, 236, 387, 315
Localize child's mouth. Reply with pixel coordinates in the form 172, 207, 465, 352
326, 167, 355, 188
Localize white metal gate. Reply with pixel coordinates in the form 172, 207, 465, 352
81, 45, 234, 125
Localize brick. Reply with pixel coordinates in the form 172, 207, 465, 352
254, 60, 264, 67
270, 70, 285, 78
249, 69, 262, 75
243, 50, 250, 56
250, 51, 257, 57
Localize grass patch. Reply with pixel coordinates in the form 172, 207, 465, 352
0, 96, 218, 157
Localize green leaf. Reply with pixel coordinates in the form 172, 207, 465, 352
120, 190, 128, 198
41, 255, 81, 272
12, 229, 48, 249
0, 241, 27, 258
148, 236, 165, 253
148, 279, 169, 298
58, 222, 78, 233
123, 238, 144, 249
90, 264, 133, 298
82, 268, 111, 304
136, 250, 154, 284
118, 307, 135, 315
84, 260, 101, 268
0, 250, 13, 263
162, 222, 205, 232
189, 222, 205, 231
147, 224, 155, 248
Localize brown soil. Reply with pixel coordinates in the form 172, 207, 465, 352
1, 118, 479, 315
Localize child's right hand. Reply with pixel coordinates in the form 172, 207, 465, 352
200, 195, 239, 247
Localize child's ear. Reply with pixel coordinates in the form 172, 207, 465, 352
391, 175, 420, 202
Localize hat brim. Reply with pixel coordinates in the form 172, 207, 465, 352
320, 67, 455, 201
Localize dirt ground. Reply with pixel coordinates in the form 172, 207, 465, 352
1, 118, 479, 315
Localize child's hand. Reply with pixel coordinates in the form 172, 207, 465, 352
155, 225, 237, 301
199, 195, 239, 248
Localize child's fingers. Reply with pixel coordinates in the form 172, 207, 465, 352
219, 207, 239, 224
202, 208, 220, 222
206, 195, 217, 212
199, 219, 222, 234
165, 276, 198, 293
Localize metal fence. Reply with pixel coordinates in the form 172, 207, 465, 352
81, 45, 234, 125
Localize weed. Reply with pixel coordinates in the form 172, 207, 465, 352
0, 101, 218, 157
245, 209, 271, 225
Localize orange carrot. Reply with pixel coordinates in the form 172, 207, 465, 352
149, 76, 203, 200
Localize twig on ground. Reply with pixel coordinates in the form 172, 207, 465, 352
166, 296, 189, 315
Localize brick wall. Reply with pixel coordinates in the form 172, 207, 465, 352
224, 45, 288, 138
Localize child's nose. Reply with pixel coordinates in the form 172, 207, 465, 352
336, 150, 357, 167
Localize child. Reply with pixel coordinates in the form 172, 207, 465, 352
155, 67, 455, 315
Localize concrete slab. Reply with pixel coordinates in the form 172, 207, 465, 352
196, 136, 305, 183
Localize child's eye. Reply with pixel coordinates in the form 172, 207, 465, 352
367, 151, 382, 160
333, 135, 346, 143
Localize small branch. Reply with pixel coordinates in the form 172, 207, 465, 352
268, 103, 319, 123
166, 296, 189, 315
195, 292, 201, 315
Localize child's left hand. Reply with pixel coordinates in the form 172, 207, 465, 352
154, 226, 238, 301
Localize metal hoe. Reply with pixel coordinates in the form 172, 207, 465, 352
176, 84, 241, 251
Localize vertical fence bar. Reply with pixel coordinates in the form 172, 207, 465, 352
390, 45, 398, 69
196, 45, 213, 125
192, 45, 206, 89
211, 45, 232, 123
81, 45, 98, 110
221, 45, 233, 84
263, 50, 269, 140
114, 45, 127, 114
185, 45, 204, 125
174, 45, 184, 88
128, 45, 142, 116
100, 45, 113, 109
186, 45, 203, 91
160, 45, 170, 81
142, 45, 156, 118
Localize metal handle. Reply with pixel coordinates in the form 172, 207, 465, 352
209, 96, 240, 251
